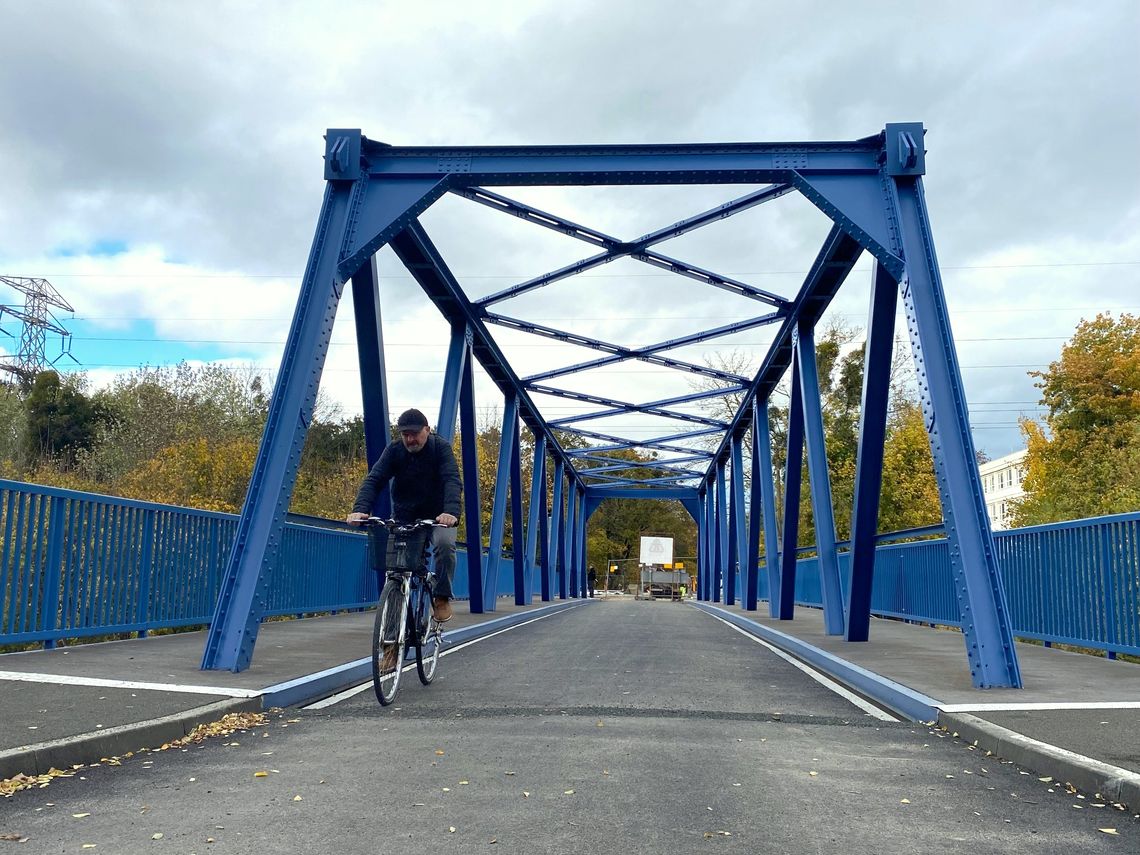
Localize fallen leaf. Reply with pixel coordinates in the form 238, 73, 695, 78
82, 846, 96, 850
207, 839, 215, 844
254, 771, 268, 778
1099, 829, 1119, 835
448, 827, 456, 833
505, 771, 515, 776
151, 833, 164, 840
1038, 777, 1053, 783
522, 791, 530, 798
901, 799, 911, 804
808, 771, 818, 777
293, 795, 303, 802
460, 780, 469, 785
73, 813, 91, 818
0, 834, 28, 842
435, 750, 445, 756
564, 789, 575, 795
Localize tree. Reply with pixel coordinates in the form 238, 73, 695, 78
23, 371, 110, 465
1012, 313, 1140, 526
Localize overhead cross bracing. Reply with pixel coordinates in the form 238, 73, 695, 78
202, 125, 1024, 693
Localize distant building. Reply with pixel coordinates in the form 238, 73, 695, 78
979, 449, 1028, 531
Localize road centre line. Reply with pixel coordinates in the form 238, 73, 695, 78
303, 609, 566, 710
708, 615, 900, 722
0, 670, 260, 698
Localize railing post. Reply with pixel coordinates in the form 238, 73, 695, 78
1100, 524, 1118, 660
39, 496, 67, 650
135, 509, 155, 639
525, 435, 546, 604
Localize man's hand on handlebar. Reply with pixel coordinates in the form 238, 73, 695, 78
346, 512, 370, 526
435, 513, 458, 527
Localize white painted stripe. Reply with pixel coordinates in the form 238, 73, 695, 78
939, 701, 1140, 713
0, 670, 260, 698
709, 616, 900, 722
303, 609, 565, 710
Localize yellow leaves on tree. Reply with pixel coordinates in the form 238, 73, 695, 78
120, 437, 259, 513
1013, 313, 1140, 526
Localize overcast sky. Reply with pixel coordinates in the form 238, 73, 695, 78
1, 0, 1137, 466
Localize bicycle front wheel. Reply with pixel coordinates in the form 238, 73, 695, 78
414, 584, 441, 685
373, 580, 409, 706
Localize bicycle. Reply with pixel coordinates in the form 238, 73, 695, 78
364, 517, 447, 706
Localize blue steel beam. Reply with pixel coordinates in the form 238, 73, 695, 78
728, 434, 747, 607
201, 164, 447, 671
777, 359, 805, 620
436, 323, 469, 442
466, 184, 792, 308
697, 490, 708, 600
745, 412, 762, 612
549, 459, 565, 600
484, 395, 520, 610
358, 138, 889, 187
754, 398, 782, 618
538, 452, 551, 602
703, 484, 715, 600
525, 433, 546, 604
351, 255, 394, 468
891, 173, 1021, 688
525, 311, 784, 385
484, 313, 746, 385
509, 413, 526, 605
795, 324, 845, 636
584, 486, 700, 501
533, 384, 745, 429
385, 223, 585, 493
569, 445, 713, 460
458, 348, 486, 614
847, 263, 898, 641
715, 459, 728, 603
700, 226, 863, 478
582, 471, 704, 486
560, 426, 721, 456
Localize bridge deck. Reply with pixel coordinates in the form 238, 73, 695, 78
2, 598, 1138, 810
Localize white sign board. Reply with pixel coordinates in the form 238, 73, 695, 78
639, 536, 674, 566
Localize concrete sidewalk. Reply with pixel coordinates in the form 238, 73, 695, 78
693, 599, 1140, 810
0, 598, 584, 780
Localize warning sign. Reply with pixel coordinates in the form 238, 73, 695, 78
639, 536, 674, 566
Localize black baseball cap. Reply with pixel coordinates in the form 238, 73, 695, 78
396, 408, 429, 431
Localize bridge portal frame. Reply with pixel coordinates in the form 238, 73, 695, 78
200, 124, 1022, 689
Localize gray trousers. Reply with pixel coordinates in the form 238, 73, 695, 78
431, 525, 458, 600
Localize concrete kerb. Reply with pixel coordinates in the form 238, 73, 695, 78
1, 599, 586, 782
941, 712, 1140, 812
0, 697, 262, 781
691, 601, 1140, 813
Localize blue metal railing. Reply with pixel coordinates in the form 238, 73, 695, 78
752, 512, 1140, 656
4, 478, 1137, 656
0, 480, 537, 648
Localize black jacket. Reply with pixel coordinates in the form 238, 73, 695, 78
351, 432, 462, 521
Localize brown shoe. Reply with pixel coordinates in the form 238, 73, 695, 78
381, 644, 398, 672
432, 597, 453, 622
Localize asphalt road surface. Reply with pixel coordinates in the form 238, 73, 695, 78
3, 599, 1136, 853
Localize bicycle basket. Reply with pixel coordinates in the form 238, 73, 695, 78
383, 527, 431, 573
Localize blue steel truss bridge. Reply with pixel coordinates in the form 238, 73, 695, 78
195, 123, 1023, 688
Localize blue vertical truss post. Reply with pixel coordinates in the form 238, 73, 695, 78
484, 395, 521, 610
352, 254, 394, 572
889, 151, 1021, 687
437, 322, 469, 442
745, 426, 762, 612
754, 397, 782, 617
549, 459, 565, 601
572, 489, 585, 597
795, 324, 845, 636
697, 490, 707, 600
509, 416, 526, 605
778, 360, 805, 620
526, 434, 547, 603
538, 454, 551, 602
715, 459, 728, 603
706, 479, 717, 601
846, 262, 898, 641
563, 485, 577, 598
459, 348, 486, 614
729, 434, 747, 607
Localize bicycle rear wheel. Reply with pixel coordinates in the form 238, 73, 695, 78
373, 580, 408, 705
414, 583, 441, 685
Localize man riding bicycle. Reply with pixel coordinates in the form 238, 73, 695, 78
347, 408, 461, 629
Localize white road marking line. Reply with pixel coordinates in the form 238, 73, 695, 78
0, 670, 259, 698
939, 701, 1140, 713
303, 609, 566, 710
708, 616, 900, 722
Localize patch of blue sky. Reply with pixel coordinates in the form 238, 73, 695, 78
61, 317, 260, 373
49, 239, 130, 258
